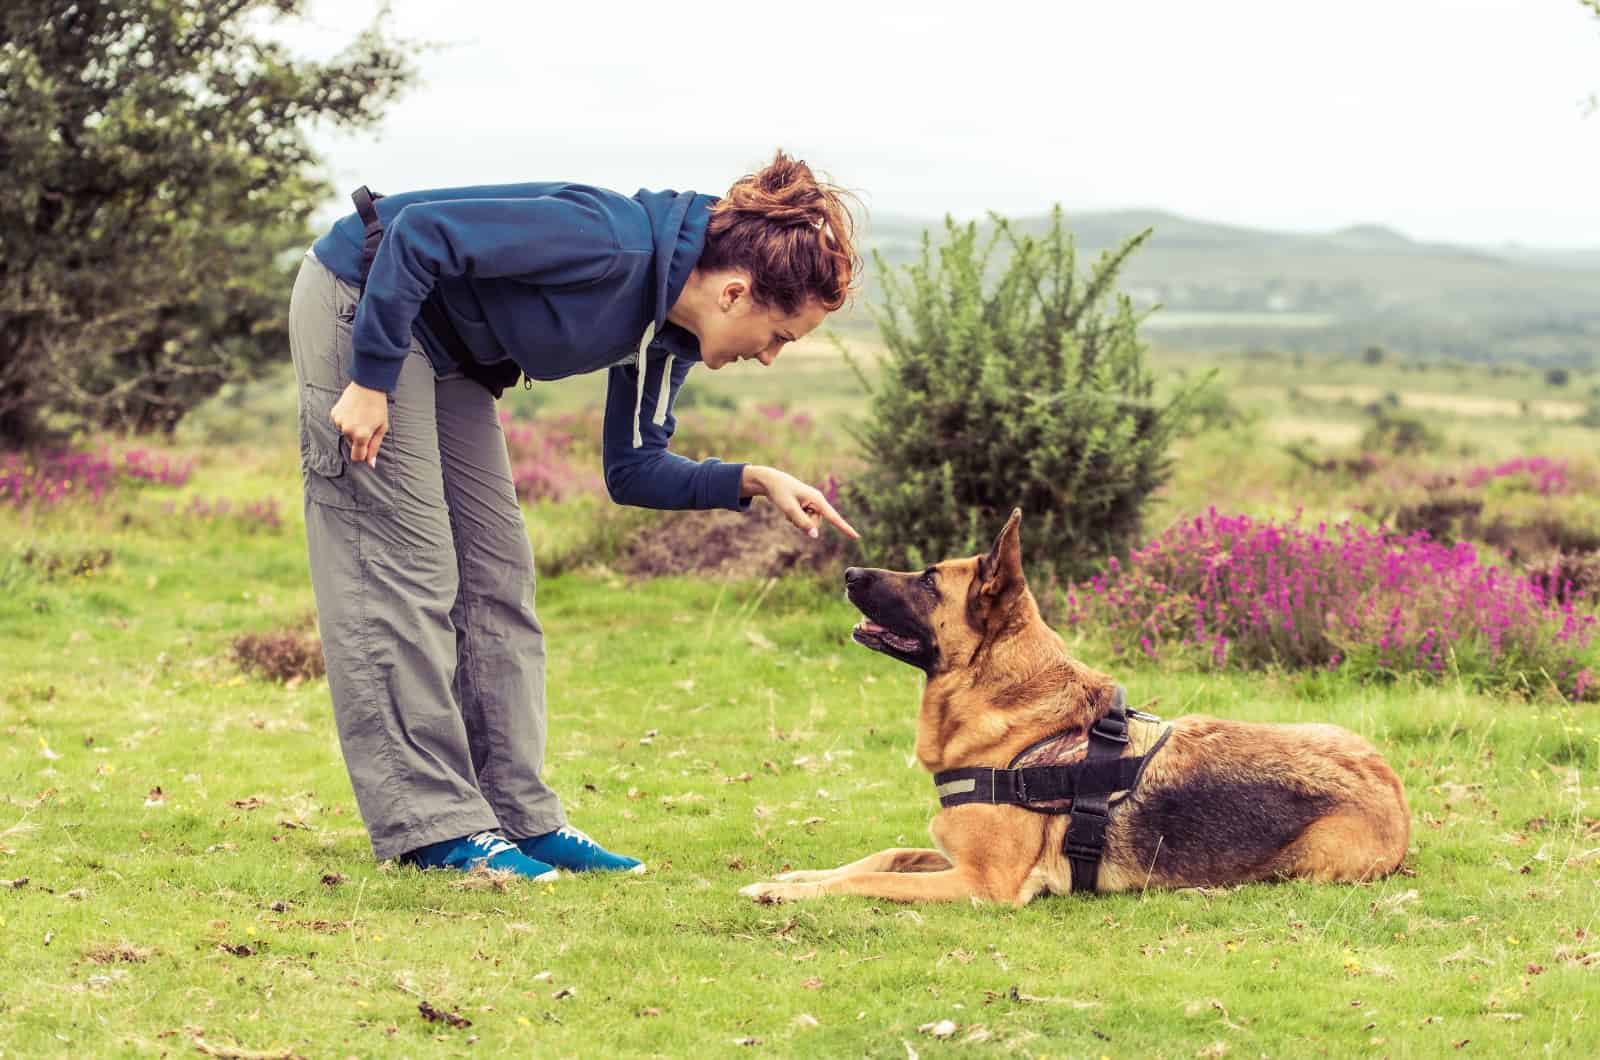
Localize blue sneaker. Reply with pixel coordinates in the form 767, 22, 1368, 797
515, 825, 644, 874
402, 830, 559, 881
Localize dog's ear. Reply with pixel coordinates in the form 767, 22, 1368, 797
976, 508, 1025, 604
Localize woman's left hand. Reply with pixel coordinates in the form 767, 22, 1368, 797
741, 465, 860, 540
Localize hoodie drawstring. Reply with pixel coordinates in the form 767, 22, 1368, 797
632, 321, 673, 448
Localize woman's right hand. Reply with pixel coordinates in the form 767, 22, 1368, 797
741, 465, 859, 539
329, 381, 390, 468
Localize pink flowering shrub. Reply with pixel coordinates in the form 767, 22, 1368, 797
499, 404, 840, 504
501, 412, 605, 503
158, 496, 283, 533
1463, 456, 1589, 497
1, 447, 195, 508
1063, 509, 1599, 700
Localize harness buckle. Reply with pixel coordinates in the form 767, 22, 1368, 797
1092, 713, 1129, 744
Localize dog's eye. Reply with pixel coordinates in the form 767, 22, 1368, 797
920, 569, 938, 591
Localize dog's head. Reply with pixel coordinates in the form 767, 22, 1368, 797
845, 508, 1030, 674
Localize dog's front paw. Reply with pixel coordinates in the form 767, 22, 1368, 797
739, 880, 821, 904
772, 869, 835, 883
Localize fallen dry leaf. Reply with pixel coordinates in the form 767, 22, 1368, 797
417, 1001, 471, 1028
793, 1013, 819, 1029
231, 797, 268, 811
320, 873, 347, 888
553, 986, 577, 1000
919, 1019, 958, 1039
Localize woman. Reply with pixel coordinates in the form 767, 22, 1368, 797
288, 151, 860, 879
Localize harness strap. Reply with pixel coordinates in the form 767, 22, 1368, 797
932, 756, 1145, 808
347, 186, 524, 398
929, 691, 1152, 895
1065, 704, 1130, 893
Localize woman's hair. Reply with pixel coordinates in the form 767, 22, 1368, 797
700, 150, 862, 315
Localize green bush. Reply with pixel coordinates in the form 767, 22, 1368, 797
1359, 409, 1441, 456
842, 208, 1211, 583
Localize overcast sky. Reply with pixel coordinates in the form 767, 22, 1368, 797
271, 0, 1600, 248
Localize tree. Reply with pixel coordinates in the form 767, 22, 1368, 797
843, 209, 1212, 585
0, 1, 416, 447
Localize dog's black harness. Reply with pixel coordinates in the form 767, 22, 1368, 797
349, 186, 526, 398
931, 688, 1169, 894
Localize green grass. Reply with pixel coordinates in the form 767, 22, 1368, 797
4, 441, 1600, 1057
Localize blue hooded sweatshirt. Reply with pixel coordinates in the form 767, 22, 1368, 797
310, 182, 746, 513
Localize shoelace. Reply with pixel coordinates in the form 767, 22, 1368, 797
465, 831, 517, 858
554, 825, 596, 848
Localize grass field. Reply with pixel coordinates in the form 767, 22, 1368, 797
4, 350, 1600, 1057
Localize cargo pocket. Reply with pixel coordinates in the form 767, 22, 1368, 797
299, 380, 362, 510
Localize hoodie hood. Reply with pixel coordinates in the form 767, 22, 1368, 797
634, 187, 718, 361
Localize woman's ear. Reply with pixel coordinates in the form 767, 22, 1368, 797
719, 274, 753, 313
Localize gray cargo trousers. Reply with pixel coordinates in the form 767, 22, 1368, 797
288, 251, 565, 861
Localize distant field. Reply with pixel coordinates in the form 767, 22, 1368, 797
1143, 311, 1338, 330
1291, 383, 1586, 421
191, 340, 1595, 470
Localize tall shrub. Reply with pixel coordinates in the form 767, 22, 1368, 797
843, 209, 1211, 582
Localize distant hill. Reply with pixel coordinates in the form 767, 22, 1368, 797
839, 210, 1600, 365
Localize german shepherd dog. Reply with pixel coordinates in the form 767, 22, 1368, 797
740, 510, 1410, 905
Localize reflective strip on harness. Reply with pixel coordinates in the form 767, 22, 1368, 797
934, 777, 978, 800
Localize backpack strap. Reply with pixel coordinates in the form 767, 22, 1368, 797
352, 185, 386, 288
345, 186, 524, 398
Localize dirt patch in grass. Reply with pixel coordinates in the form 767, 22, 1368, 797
618, 502, 853, 580
83, 941, 153, 964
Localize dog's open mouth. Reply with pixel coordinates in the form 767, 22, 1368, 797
852, 621, 923, 655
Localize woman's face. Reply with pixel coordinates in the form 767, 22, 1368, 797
698, 279, 828, 370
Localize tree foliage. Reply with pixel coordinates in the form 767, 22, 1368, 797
0, 1, 416, 446
843, 209, 1213, 585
